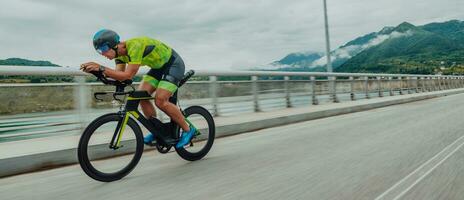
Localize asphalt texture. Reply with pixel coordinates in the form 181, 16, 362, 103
1, 92, 464, 200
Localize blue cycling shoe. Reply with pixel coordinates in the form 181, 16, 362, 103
176, 126, 197, 149
143, 133, 155, 145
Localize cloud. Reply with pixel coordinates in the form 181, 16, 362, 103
311, 30, 414, 67
0, 0, 462, 70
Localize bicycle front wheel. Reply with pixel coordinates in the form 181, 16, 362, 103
77, 113, 144, 182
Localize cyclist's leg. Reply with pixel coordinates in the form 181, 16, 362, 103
154, 50, 189, 131
138, 82, 156, 118
155, 89, 189, 131
140, 68, 163, 118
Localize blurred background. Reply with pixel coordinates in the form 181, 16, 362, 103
1, 1, 464, 199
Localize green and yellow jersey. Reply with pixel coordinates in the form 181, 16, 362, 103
115, 37, 172, 68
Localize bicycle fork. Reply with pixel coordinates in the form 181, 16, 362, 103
109, 112, 130, 149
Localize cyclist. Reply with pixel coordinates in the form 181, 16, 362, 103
80, 29, 195, 148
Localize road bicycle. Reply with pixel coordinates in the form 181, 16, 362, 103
77, 70, 215, 182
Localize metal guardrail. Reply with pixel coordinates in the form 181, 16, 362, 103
1, 66, 463, 78
1, 65, 464, 142
2, 66, 464, 113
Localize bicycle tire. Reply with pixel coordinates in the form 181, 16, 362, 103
176, 106, 215, 161
77, 113, 144, 182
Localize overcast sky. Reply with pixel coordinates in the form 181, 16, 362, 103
0, 0, 463, 70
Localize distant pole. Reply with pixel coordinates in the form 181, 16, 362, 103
323, 0, 332, 73
323, 0, 338, 102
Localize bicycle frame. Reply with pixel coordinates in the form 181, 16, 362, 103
111, 91, 182, 149
78, 70, 215, 182
91, 70, 196, 150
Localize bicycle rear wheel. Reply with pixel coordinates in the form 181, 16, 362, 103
78, 113, 144, 182
176, 106, 215, 161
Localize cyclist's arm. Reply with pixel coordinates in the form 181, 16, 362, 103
103, 64, 140, 81
107, 42, 143, 80
116, 63, 126, 71
115, 59, 126, 71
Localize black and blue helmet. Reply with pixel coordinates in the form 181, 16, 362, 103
92, 29, 120, 54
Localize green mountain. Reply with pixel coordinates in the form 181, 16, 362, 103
0, 58, 60, 67
276, 52, 323, 66
259, 20, 464, 74
336, 20, 464, 74
422, 20, 464, 45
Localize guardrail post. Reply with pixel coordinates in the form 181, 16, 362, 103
433, 77, 438, 91
209, 76, 219, 116
311, 76, 319, 105
416, 77, 420, 92
284, 76, 292, 108
430, 77, 435, 91
331, 76, 339, 103
420, 77, 425, 92
427, 77, 432, 91
432, 77, 436, 91
446, 77, 450, 90
422, 77, 426, 92
74, 76, 89, 132
349, 76, 355, 101
419, 77, 424, 92
377, 76, 383, 97
422, 77, 429, 92
408, 76, 411, 92
414, 77, 420, 93
364, 76, 370, 99
430, 76, 437, 91
443, 76, 447, 90
252, 76, 261, 112
449, 77, 452, 89
426, 77, 430, 91
407, 77, 412, 94
442, 77, 446, 90
448, 77, 453, 89
399, 77, 404, 95
448, 77, 452, 89
389, 77, 394, 96
437, 76, 441, 90
440, 77, 444, 90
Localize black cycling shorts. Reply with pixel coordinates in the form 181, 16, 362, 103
142, 50, 185, 93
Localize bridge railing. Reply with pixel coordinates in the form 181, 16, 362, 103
0, 66, 463, 142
